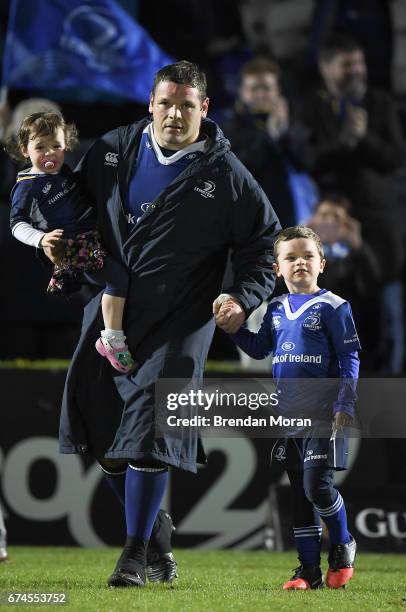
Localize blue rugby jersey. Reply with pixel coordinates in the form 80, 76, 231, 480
233, 289, 361, 419
126, 124, 206, 226
10, 165, 95, 239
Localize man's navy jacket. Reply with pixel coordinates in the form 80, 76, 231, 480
59, 117, 281, 472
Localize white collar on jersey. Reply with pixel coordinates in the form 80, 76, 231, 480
19, 167, 58, 176
271, 291, 345, 320
145, 123, 208, 165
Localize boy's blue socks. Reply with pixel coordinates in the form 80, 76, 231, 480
293, 525, 322, 566
314, 492, 351, 545
125, 465, 168, 541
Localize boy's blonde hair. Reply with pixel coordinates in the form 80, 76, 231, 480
274, 225, 324, 259
5, 111, 78, 161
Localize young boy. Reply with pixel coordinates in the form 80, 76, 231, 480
216, 225, 360, 590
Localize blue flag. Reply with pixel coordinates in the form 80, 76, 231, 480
2, 0, 175, 102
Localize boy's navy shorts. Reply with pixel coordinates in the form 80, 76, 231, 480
271, 432, 349, 472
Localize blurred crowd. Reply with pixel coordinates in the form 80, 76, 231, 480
0, 0, 406, 374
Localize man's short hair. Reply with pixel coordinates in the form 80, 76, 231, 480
152, 60, 207, 101
274, 225, 324, 259
319, 34, 363, 63
240, 57, 280, 82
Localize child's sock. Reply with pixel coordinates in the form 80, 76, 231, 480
101, 328, 126, 348
125, 465, 168, 541
293, 525, 322, 566
314, 492, 351, 545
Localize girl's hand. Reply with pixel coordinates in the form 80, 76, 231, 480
40, 229, 64, 248
41, 230, 66, 265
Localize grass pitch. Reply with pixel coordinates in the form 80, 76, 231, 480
1, 547, 406, 611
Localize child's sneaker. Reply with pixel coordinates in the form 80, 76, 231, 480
326, 535, 356, 588
283, 564, 324, 590
95, 337, 136, 374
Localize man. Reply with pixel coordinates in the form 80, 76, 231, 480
47, 61, 280, 587
300, 35, 405, 374
222, 57, 317, 228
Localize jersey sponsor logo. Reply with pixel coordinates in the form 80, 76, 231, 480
344, 335, 359, 344
304, 452, 327, 462
271, 315, 281, 329
303, 313, 322, 330
281, 341, 295, 351
104, 152, 118, 166
42, 182, 52, 195
194, 179, 216, 199
272, 353, 322, 364
186, 153, 197, 160
47, 181, 75, 205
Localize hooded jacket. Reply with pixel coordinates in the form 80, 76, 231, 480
59, 117, 281, 472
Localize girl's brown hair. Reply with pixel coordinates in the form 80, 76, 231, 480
5, 111, 78, 161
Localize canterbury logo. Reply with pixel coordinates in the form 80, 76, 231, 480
104, 152, 118, 165
194, 179, 216, 199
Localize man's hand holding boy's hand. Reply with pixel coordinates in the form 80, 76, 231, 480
213, 294, 246, 334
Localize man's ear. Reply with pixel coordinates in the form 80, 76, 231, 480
148, 93, 154, 114
201, 97, 209, 118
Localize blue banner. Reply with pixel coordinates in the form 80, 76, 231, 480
2, 0, 175, 102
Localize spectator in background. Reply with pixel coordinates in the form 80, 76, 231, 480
307, 0, 393, 92
306, 193, 381, 368
300, 35, 405, 374
223, 57, 318, 229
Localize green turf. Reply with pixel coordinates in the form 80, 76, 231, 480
0, 359, 245, 373
1, 548, 406, 611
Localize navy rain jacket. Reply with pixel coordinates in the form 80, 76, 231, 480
59, 117, 281, 472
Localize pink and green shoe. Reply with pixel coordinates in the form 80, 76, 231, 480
95, 337, 136, 374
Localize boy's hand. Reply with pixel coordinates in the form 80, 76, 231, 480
333, 411, 353, 430
213, 294, 245, 334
